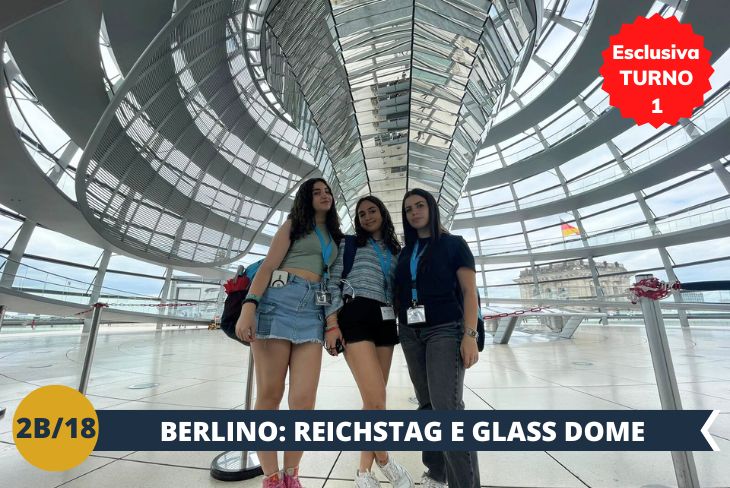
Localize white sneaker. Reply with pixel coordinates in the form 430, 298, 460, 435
355, 470, 381, 488
419, 473, 447, 488
376, 455, 414, 488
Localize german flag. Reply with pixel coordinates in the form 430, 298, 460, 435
561, 221, 580, 237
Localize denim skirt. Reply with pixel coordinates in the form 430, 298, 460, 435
255, 275, 325, 344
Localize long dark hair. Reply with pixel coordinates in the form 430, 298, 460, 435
354, 195, 401, 255
401, 188, 448, 251
288, 178, 344, 244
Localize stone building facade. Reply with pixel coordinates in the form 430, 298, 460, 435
515, 260, 630, 299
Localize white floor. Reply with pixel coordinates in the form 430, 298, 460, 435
1, 324, 729, 488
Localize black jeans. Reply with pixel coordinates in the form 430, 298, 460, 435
399, 321, 480, 488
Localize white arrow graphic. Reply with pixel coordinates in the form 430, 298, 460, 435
701, 410, 720, 452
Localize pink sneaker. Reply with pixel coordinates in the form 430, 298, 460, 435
263, 472, 285, 488
284, 467, 303, 488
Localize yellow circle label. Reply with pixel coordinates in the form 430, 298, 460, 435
12, 385, 99, 471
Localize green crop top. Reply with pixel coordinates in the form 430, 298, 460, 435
279, 226, 337, 276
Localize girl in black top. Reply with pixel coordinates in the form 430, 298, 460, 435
394, 188, 480, 488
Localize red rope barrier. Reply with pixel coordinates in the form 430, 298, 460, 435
73, 302, 195, 315
74, 303, 108, 316
483, 306, 551, 320
104, 302, 196, 308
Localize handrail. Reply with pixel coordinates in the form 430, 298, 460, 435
0, 255, 159, 299
470, 78, 730, 188
482, 297, 730, 312
0, 256, 216, 319
460, 82, 730, 217
0, 287, 213, 326
474, 203, 730, 256
472, 84, 611, 174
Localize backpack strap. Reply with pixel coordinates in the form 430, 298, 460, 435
341, 235, 358, 280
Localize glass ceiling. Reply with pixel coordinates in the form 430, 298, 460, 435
263, 0, 538, 229
74, 0, 329, 266
3, 0, 729, 312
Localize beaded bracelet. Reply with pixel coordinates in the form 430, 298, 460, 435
325, 326, 340, 334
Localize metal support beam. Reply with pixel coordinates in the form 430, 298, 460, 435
210, 350, 262, 480
603, 139, 689, 325
658, 247, 690, 328
636, 273, 700, 488
466, 192, 489, 302
679, 119, 730, 193
0, 0, 68, 32
158, 266, 173, 330
545, 13, 582, 33
48, 140, 79, 183
605, 140, 661, 236
78, 303, 105, 394
585, 256, 608, 325
82, 249, 111, 334
497, 144, 540, 297
0, 219, 36, 288
709, 160, 730, 193
492, 316, 521, 344
531, 54, 559, 79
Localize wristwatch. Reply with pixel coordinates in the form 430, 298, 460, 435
464, 327, 478, 339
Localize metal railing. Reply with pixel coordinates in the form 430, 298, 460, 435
472, 203, 730, 256
463, 83, 730, 217
0, 256, 218, 321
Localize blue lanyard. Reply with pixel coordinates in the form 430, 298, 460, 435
313, 225, 333, 280
410, 240, 428, 303
369, 238, 392, 302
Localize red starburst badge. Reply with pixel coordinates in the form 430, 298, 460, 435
599, 14, 713, 128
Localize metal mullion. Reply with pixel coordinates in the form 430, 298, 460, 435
491, 142, 540, 295
433, 1, 496, 215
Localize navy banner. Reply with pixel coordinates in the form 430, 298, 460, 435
94, 410, 719, 452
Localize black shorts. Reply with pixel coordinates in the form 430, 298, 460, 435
338, 297, 399, 347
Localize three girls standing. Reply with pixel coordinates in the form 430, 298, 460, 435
236, 178, 480, 488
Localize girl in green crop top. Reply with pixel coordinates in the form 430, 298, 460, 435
235, 178, 343, 488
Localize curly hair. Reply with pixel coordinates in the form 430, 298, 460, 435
288, 178, 344, 244
353, 195, 401, 255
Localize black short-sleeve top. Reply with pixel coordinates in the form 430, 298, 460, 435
395, 233, 476, 326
